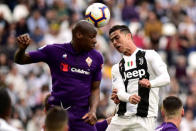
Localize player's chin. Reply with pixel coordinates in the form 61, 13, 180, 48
87, 46, 95, 51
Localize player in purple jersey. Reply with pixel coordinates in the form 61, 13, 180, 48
156, 96, 184, 131
14, 20, 104, 131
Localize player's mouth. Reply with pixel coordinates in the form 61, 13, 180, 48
116, 45, 121, 49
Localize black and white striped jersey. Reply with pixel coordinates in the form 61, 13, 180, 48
112, 48, 170, 118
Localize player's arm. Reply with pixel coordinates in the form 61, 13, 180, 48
112, 64, 140, 104
14, 34, 34, 64
148, 50, 170, 88
90, 81, 100, 113
82, 81, 100, 125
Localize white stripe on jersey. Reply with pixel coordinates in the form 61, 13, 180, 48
112, 48, 170, 117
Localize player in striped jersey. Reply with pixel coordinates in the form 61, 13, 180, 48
106, 25, 170, 131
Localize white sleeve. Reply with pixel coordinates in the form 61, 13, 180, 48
112, 64, 131, 102
147, 50, 170, 88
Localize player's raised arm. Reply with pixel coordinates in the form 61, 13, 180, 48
14, 34, 33, 64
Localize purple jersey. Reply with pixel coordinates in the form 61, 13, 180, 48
156, 122, 178, 131
29, 43, 103, 131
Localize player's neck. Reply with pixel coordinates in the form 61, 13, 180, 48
124, 44, 137, 56
165, 117, 181, 129
71, 40, 81, 53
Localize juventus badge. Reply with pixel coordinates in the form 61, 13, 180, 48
86, 57, 92, 67
139, 58, 144, 65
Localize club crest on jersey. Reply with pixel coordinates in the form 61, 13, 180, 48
139, 58, 144, 65
62, 53, 67, 59
86, 57, 92, 67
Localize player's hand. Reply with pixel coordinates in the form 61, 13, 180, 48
16, 33, 31, 50
129, 94, 141, 104
111, 88, 120, 104
82, 111, 97, 125
139, 79, 151, 88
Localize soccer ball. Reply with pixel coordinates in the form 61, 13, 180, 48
85, 3, 110, 28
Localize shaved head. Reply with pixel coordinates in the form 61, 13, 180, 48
71, 20, 97, 52
72, 20, 97, 37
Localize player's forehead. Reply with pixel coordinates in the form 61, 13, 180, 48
87, 28, 97, 35
85, 29, 97, 38
110, 30, 121, 39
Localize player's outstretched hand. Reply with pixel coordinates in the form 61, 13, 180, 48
16, 33, 31, 50
82, 111, 97, 125
129, 94, 141, 104
111, 88, 120, 104
138, 79, 151, 88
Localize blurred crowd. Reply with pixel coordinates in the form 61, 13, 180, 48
0, 0, 196, 130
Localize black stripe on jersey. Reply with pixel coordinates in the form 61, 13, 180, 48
117, 58, 128, 116
136, 50, 150, 117
117, 50, 150, 117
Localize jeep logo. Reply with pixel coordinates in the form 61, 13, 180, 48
124, 69, 145, 80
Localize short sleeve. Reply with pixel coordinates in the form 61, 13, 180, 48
28, 45, 50, 63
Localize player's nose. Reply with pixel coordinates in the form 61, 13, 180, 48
92, 38, 97, 45
113, 40, 118, 47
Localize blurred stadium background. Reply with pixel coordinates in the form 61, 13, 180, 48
0, 0, 196, 130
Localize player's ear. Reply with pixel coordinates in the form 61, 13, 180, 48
76, 31, 83, 39
127, 33, 132, 40
161, 106, 165, 117
181, 108, 184, 117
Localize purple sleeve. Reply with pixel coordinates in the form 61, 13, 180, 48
28, 45, 49, 63
95, 120, 108, 131
92, 54, 103, 81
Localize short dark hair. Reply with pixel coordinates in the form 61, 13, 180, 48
163, 96, 182, 117
109, 25, 131, 35
45, 107, 68, 131
0, 87, 11, 119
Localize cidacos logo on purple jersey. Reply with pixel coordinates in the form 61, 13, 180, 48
60, 62, 90, 75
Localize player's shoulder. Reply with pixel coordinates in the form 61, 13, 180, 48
156, 122, 178, 131
52, 43, 70, 49
142, 49, 161, 59
39, 43, 69, 50
142, 49, 157, 55
90, 49, 103, 58
89, 49, 104, 63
